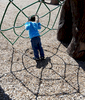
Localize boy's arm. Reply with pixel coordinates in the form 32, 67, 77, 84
25, 22, 30, 30
37, 19, 41, 29
38, 22, 41, 29
37, 18, 39, 23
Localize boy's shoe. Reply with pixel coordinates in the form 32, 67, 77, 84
33, 57, 40, 61
41, 57, 45, 60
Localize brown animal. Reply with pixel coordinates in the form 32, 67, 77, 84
51, 0, 59, 5
43, 0, 61, 5
57, 0, 85, 60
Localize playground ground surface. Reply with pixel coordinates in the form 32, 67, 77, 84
0, 0, 85, 100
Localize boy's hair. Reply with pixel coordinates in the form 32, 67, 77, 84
29, 16, 35, 22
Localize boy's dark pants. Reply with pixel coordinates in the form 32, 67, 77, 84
31, 36, 44, 59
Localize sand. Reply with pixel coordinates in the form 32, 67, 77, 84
0, 0, 85, 100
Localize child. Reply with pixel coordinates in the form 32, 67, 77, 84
25, 16, 45, 61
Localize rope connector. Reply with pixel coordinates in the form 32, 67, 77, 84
20, 9, 23, 12
9, 0, 13, 3
13, 26, 15, 28
49, 10, 51, 13
39, 0, 44, 3
9, 0, 13, 2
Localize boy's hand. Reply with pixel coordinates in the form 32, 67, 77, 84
37, 19, 39, 23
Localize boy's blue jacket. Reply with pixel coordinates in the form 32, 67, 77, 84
25, 21, 41, 39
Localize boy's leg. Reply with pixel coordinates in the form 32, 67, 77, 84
38, 38, 44, 58
31, 38, 39, 59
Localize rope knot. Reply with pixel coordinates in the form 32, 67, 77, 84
9, 0, 13, 3
39, 0, 44, 3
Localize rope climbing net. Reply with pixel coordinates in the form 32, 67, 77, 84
0, 0, 64, 45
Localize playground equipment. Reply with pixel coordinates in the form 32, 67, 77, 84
0, 0, 64, 45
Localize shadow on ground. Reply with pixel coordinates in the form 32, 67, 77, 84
61, 42, 85, 71
1, 43, 85, 100
0, 86, 12, 100
36, 57, 51, 69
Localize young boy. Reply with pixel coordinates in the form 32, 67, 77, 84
25, 16, 45, 61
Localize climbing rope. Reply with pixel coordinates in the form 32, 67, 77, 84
0, 0, 64, 45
